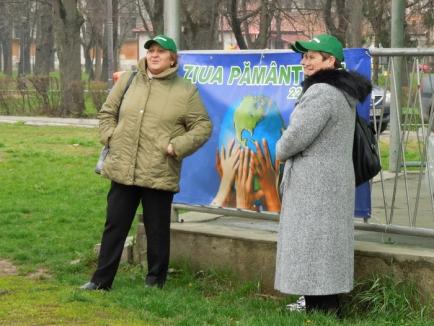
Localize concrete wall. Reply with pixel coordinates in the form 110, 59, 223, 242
134, 221, 434, 301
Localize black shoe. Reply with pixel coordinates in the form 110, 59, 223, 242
79, 281, 109, 291
145, 276, 164, 289
146, 282, 164, 289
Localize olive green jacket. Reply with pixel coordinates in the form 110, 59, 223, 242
97, 58, 212, 192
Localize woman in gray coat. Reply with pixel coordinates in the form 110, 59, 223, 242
274, 34, 372, 314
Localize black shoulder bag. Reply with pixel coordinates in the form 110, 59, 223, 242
95, 71, 137, 174
353, 113, 381, 186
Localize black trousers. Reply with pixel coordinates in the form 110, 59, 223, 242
305, 294, 339, 314
91, 181, 174, 289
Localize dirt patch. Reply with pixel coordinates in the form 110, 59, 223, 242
0, 260, 51, 280
27, 268, 51, 280
0, 260, 18, 276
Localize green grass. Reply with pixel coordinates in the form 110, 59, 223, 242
0, 276, 147, 325
378, 136, 424, 171
0, 123, 432, 325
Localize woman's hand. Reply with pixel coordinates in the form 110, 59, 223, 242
252, 139, 281, 212
167, 143, 176, 156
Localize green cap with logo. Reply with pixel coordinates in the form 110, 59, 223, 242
290, 34, 344, 62
144, 34, 177, 53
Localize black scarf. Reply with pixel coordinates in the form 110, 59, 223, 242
302, 69, 372, 103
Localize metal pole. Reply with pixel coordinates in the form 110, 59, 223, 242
172, 204, 434, 239
389, 0, 405, 172
164, 0, 180, 49
106, 0, 114, 88
369, 48, 434, 56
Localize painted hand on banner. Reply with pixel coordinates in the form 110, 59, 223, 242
211, 139, 281, 212
235, 148, 256, 210
211, 139, 240, 207
251, 139, 281, 212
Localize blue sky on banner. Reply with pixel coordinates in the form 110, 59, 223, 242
174, 49, 372, 216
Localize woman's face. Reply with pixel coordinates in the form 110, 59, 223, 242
301, 51, 335, 77
146, 43, 174, 75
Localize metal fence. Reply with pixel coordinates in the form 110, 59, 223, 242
0, 76, 107, 117
364, 47, 434, 238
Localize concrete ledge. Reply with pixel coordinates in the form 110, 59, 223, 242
95, 235, 135, 264
170, 223, 278, 293
134, 216, 434, 300
354, 241, 434, 302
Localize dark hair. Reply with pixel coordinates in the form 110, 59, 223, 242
319, 52, 342, 69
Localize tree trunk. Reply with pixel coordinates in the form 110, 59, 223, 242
224, 0, 277, 50
82, 20, 95, 80
52, 0, 85, 117
227, 0, 248, 49
35, 2, 55, 75
138, 0, 164, 36
275, 12, 283, 49
0, 2, 13, 75
84, 44, 95, 80
113, 0, 119, 71
181, 0, 221, 50
1, 36, 13, 75
363, 0, 391, 83
95, 46, 102, 81
347, 1, 362, 47
101, 24, 108, 82
18, 1, 32, 75
323, 0, 348, 45
252, 0, 273, 49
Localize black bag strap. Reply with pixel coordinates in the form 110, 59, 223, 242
119, 70, 137, 105
114, 70, 137, 123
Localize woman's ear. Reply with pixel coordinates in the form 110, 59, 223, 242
328, 56, 336, 68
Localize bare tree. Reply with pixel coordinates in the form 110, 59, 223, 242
224, 0, 279, 49
279, 0, 325, 40
363, 0, 390, 83
136, 0, 164, 36
363, 0, 390, 48
35, 1, 55, 75
323, 0, 348, 45
347, 1, 362, 47
81, 0, 136, 80
17, 1, 34, 75
0, 1, 13, 75
226, 0, 249, 49
111, 0, 137, 71
81, 0, 105, 80
52, 0, 85, 116
406, 0, 434, 46
181, 0, 222, 49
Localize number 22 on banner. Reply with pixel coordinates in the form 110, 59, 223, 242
287, 86, 302, 100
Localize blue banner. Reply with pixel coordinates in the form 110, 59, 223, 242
175, 49, 372, 217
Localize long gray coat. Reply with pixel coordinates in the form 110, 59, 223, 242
274, 69, 372, 295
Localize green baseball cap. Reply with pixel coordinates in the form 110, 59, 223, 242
291, 34, 344, 62
144, 34, 177, 53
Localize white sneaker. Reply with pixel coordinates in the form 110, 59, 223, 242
286, 296, 306, 312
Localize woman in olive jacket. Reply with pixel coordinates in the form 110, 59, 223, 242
81, 35, 212, 290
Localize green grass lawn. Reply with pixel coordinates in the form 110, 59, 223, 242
0, 123, 432, 325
